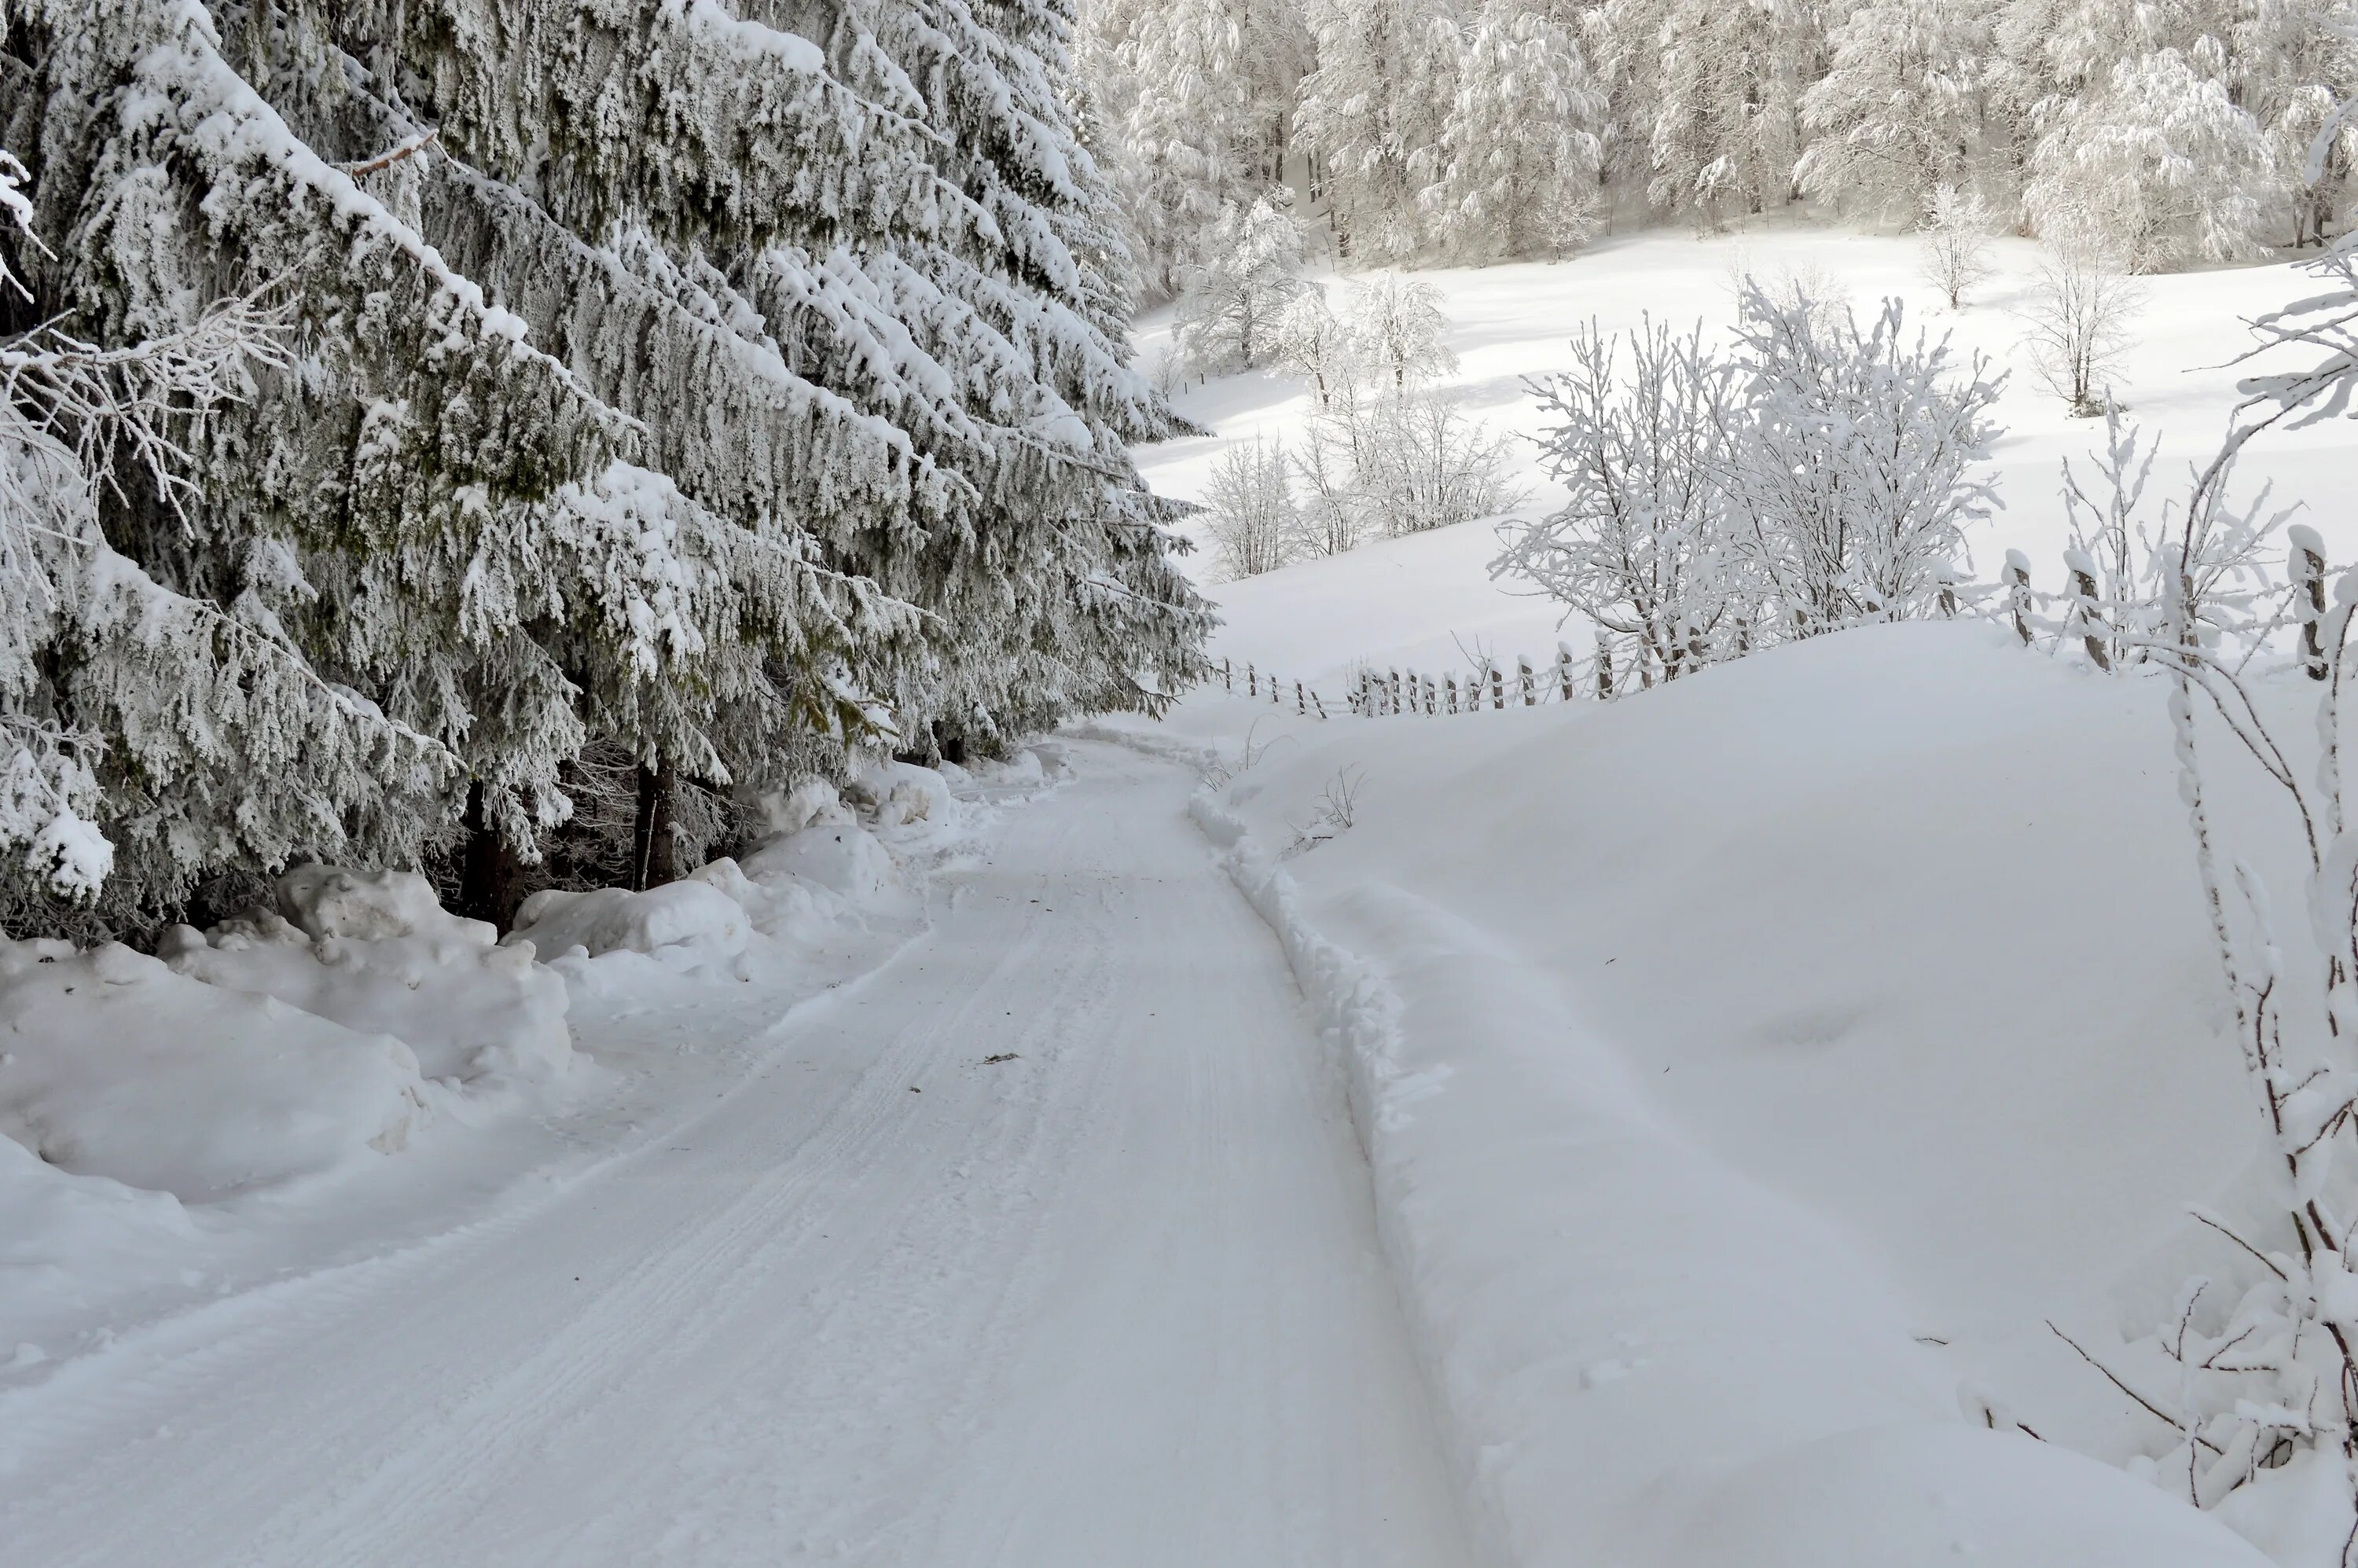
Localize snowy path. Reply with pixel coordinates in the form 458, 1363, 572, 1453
0, 744, 1472, 1568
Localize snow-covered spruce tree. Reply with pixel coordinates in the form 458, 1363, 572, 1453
1495, 318, 1754, 685
1647, 0, 1826, 228
1175, 195, 1309, 373
0, 0, 1207, 933
1296, 0, 1460, 262
1423, 0, 1607, 263
1796, 0, 2000, 226
1079, 0, 1313, 299
1724, 281, 2006, 631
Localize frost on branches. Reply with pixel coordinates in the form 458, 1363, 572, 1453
1497, 282, 2004, 687
0, 0, 1208, 938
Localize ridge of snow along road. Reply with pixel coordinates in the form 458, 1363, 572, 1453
1090, 620, 2321, 1565
0, 750, 1067, 1401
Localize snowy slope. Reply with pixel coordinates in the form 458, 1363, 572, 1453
1140, 228, 2358, 690
1093, 618, 2349, 1564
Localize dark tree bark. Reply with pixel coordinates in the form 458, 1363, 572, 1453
632, 759, 678, 890
460, 779, 523, 933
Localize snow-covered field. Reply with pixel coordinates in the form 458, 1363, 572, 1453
1089, 230, 2358, 1563
1138, 226, 2358, 692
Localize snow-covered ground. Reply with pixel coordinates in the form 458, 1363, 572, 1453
13, 229, 2358, 1567
1090, 624, 2316, 1564
1, 746, 1475, 1567
1138, 226, 2358, 692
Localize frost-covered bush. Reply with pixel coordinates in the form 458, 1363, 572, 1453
1174, 196, 1308, 373
1729, 281, 2005, 631
1500, 282, 2002, 678
1206, 435, 1303, 579
1497, 319, 1752, 685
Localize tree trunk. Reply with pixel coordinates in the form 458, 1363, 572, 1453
632, 759, 678, 890
460, 779, 523, 933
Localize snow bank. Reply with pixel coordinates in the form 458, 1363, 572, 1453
507, 880, 751, 968
160, 868, 571, 1083
740, 824, 896, 906
0, 938, 428, 1201
0, 1132, 197, 1350
1147, 622, 2281, 1565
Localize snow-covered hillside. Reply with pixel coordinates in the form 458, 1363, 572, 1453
1092, 619, 2338, 1563
1140, 229, 2358, 690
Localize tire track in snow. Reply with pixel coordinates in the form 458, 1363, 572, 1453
0, 744, 1473, 1568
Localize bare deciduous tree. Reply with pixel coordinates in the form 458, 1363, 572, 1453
2017, 241, 2147, 417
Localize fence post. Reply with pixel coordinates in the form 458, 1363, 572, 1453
1490, 661, 1506, 710
1313, 692, 1327, 720
2064, 549, 2112, 673
2294, 523, 2330, 681
1222, 657, 1232, 692
2006, 551, 2033, 647
1445, 674, 1460, 714
1295, 680, 1306, 715
1270, 674, 1281, 705
1934, 562, 1959, 621
1424, 674, 1438, 715
1388, 667, 1403, 715
1596, 634, 1614, 700
1519, 655, 1536, 706
1555, 642, 1576, 703
1247, 662, 1258, 697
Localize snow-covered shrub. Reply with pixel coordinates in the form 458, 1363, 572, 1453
1339, 276, 1460, 393
1355, 391, 1519, 539
505, 882, 751, 967
1206, 435, 1302, 579
159, 866, 571, 1083
0, 938, 428, 1201
1919, 185, 2001, 310
2019, 241, 2149, 417
1174, 196, 1308, 373
1496, 318, 1752, 686
1728, 281, 2006, 632
847, 762, 954, 833
1275, 288, 1357, 410
1500, 283, 2001, 666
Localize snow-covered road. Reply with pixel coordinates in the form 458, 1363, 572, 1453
0, 744, 1472, 1568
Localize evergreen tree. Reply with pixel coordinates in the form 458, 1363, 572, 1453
1647, 0, 1826, 227
0, 0, 1207, 935
1426, 0, 1608, 260
1798, 0, 2000, 224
